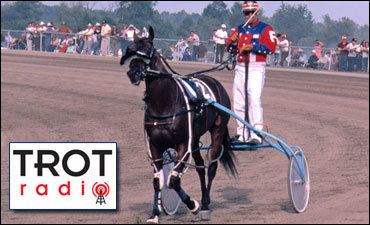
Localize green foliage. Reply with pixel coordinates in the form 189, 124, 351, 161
357, 25, 369, 43
202, 1, 230, 25
271, 3, 314, 44
177, 15, 194, 38
1, 1, 43, 30
229, 2, 244, 28
115, 1, 157, 28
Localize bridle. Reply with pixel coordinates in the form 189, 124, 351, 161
121, 44, 177, 84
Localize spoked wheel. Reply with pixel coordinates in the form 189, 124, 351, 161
160, 162, 181, 215
288, 149, 310, 213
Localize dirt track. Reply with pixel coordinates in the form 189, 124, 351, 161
1, 50, 369, 224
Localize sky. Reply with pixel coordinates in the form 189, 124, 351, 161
38, 1, 369, 26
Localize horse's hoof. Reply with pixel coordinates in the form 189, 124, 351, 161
199, 210, 211, 221
190, 199, 200, 215
146, 215, 159, 224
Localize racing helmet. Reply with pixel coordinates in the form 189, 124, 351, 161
242, 1, 260, 12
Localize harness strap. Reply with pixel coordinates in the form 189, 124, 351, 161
145, 108, 196, 120
159, 54, 181, 75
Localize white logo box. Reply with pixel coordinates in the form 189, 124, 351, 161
9, 142, 117, 210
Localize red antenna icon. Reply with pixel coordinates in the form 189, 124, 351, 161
92, 182, 110, 205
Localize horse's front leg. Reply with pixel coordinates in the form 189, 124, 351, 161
168, 143, 200, 215
192, 139, 208, 211
147, 143, 164, 224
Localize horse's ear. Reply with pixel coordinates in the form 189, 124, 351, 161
133, 31, 139, 42
149, 26, 154, 42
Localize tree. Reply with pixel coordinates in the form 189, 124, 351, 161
357, 25, 369, 43
271, 3, 314, 44
115, 1, 157, 27
229, 2, 244, 28
1, 1, 43, 30
177, 15, 194, 38
315, 15, 358, 47
202, 1, 230, 25
54, 2, 95, 31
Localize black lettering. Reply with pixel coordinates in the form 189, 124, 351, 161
34, 150, 60, 176
62, 150, 90, 176
92, 150, 112, 176
13, 150, 33, 176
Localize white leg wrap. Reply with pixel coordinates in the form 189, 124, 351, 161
154, 170, 164, 190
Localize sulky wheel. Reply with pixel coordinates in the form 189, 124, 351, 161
288, 149, 310, 213
160, 162, 181, 215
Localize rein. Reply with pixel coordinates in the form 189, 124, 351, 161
128, 47, 237, 80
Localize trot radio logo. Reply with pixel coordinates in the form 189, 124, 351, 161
9, 142, 117, 210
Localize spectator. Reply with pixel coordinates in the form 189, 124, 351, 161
290, 48, 300, 67
14, 32, 27, 50
346, 38, 360, 72
355, 40, 365, 72
198, 43, 208, 61
11, 37, 26, 50
49, 37, 60, 52
314, 39, 324, 58
170, 44, 178, 61
337, 36, 349, 71
279, 34, 289, 66
214, 24, 228, 63
119, 24, 128, 55
182, 47, 192, 61
56, 21, 72, 33
187, 31, 201, 61
317, 52, 331, 70
91, 23, 102, 55
44, 22, 55, 52
141, 27, 149, 38
210, 29, 217, 62
58, 38, 69, 53
111, 24, 119, 56
5, 31, 13, 49
37, 21, 47, 51
55, 21, 72, 42
126, 24, 140, 45
32, 22, 42, 51
66, 38, 76, 53
100, 20, 112, 56
175, 38, 188, 61
79, 23, 94, 54
26, 22, 37, 51
298, 49, 308, 67
75, 32, 84, 54
306, 50, 319, 69
272, 35, 281, 66
361, 41, 369, 71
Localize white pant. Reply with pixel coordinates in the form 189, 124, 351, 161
101, 37, 110, 56
233, 63, 266, 141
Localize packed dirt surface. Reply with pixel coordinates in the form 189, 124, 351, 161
1, 50, 369, 224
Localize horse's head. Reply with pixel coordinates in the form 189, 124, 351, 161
120, 26, 155, 85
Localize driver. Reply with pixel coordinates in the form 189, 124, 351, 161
226, 1, 278, 144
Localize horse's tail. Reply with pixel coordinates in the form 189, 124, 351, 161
220, 128, 238, 178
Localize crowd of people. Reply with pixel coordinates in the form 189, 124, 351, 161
270, 34, 369, 72
2, 21, 212, 62
1, 20, 368, 72
2, 21, 151, 56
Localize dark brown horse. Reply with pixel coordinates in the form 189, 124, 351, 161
120, 26, 237, 223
